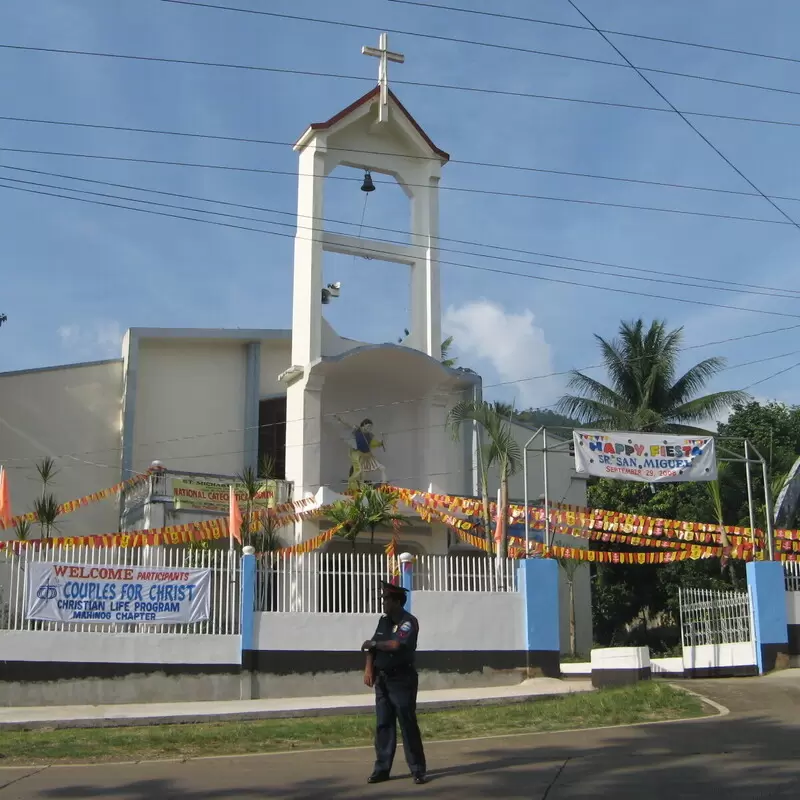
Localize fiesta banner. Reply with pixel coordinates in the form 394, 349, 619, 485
173, 477, 277, 511
25, 561, 211, 624
573, 431, 717, 483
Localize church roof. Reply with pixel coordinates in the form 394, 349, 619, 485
296, 85, 450, 163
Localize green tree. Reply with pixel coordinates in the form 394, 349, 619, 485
558, 319, 747, 432
440, 335, 457, 368
447, 400, 522, 555
326, 486, 407, 551
33, 457, 60, 539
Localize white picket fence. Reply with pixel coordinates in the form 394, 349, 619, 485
785, 561, 800, 592
0, 544, 239, 635
255, 553, 519, 614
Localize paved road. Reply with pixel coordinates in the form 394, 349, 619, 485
2, 672, 800, 799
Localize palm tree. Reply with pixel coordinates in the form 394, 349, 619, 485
557, 558, 580, 657
326, 486, 407, 551
447, 400, 522, 556
363, 487, 408, 545
34, 458, 60, 539
558, 319, 747, 432
441, 335, 458, 368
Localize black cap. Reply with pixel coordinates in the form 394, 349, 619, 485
380, 580, 408, 597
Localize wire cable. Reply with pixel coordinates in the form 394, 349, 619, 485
3, 178, 800, 320
7, 112, 800, 207
388, 0, 800, 70
159, 0, 800, 102
1, 159, 797, 299
6, 41, 800, 132
0, 144, 793, 228
565, 0, 800, 233
1, 169, 795, 301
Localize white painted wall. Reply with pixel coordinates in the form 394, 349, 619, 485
254, 591, 524, 653
0, 631, 240, 664
255, 613, 376, 651
592, 646, 650, 670
133, 340, 247, 476
259, 340, 292, 397
785, 591, 800, 624
682, 642, 756, 671
0, 360, 123, 540
412, 591, 525, 651
318, 350, 474, 497
651, 656, 684, 675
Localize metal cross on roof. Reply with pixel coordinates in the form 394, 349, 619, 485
362, 32, 405, 123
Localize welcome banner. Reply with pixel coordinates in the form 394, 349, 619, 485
573, 431, 717, 483
26, 562, 211, 624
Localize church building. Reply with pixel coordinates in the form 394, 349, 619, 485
0, 36, 590, 651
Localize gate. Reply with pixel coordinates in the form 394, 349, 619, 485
679, 587, 757, 676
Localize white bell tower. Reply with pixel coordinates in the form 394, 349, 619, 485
282, 34, 450, 519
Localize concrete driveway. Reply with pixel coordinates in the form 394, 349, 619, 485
2, 672, 800, 799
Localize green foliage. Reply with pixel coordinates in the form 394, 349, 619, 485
326, 486, 407, 550
33, 494, 60, 539
13, 519, 32, 541
558, 319, 747, 432
440, 335, 457, 368
515, 408, 582, 429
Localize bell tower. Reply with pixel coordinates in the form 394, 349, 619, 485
282, 34, 450, 519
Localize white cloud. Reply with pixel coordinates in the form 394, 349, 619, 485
443, 300, 558, 408
57, 321, 122, 360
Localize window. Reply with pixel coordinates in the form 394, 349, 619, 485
258, 396, 286, 479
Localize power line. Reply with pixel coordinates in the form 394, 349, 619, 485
565, 0, 800, 233
0, 144, 793, 228
159, 0, 800, 102
388, 0, 800, 69
7, 112, 800, 206
744, 360, 800, 390
3, 339, 796, 471
2, 167, 797, 302
2, 159, 798, 299
6, 41, 800, 132
3, 177, 800, 321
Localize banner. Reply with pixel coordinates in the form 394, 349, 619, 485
173, 476, 276, 511
573, 431, 717, 483
25, 562, 211, 624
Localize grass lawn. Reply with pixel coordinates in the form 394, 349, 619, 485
0, 683, 708, 766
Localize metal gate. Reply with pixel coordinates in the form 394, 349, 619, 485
679, 586, 757, 675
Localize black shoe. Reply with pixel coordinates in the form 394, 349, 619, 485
367, 771, 390, 784
413, 774, 427, 785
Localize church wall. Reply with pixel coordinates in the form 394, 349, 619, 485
0, 360, 123, 539
258, 339, 292, 397
132, 341, 248, 477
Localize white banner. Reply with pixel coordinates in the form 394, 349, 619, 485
573, 431, 717, 483
25, 562, 211, 625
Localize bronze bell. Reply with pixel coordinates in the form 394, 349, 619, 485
361, 170, 376, 192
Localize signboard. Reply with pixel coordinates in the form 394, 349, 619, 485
172, 476, 276, 511
26, 562, 211, 624
573, 431, 717, 483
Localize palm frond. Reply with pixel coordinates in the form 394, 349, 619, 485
667, 357, 728, 408
669, 390, 750, 423
36, 457, 58, 486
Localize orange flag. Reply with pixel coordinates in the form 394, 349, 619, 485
0, 467, 11, 528
229, 485, 242, 547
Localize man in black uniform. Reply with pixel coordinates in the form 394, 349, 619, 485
361, 581, 427, 785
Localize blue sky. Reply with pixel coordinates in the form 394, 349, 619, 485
2, 0, 800, 415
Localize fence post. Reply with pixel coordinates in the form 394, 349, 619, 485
517, 558, 560, 678
240, 546, 257, 698
746, 561, 789, 674
399, 552, 414, 612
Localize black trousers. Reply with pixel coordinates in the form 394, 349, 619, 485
373, 671, 426, 776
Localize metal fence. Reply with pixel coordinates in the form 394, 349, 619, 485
255, 553, 520, 614
414, 554, 518, 593
0, 544, 239, 635
679, 586, 753, 648
785, 561, 800, 592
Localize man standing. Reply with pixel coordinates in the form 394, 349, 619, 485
361, 581, 427, 785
